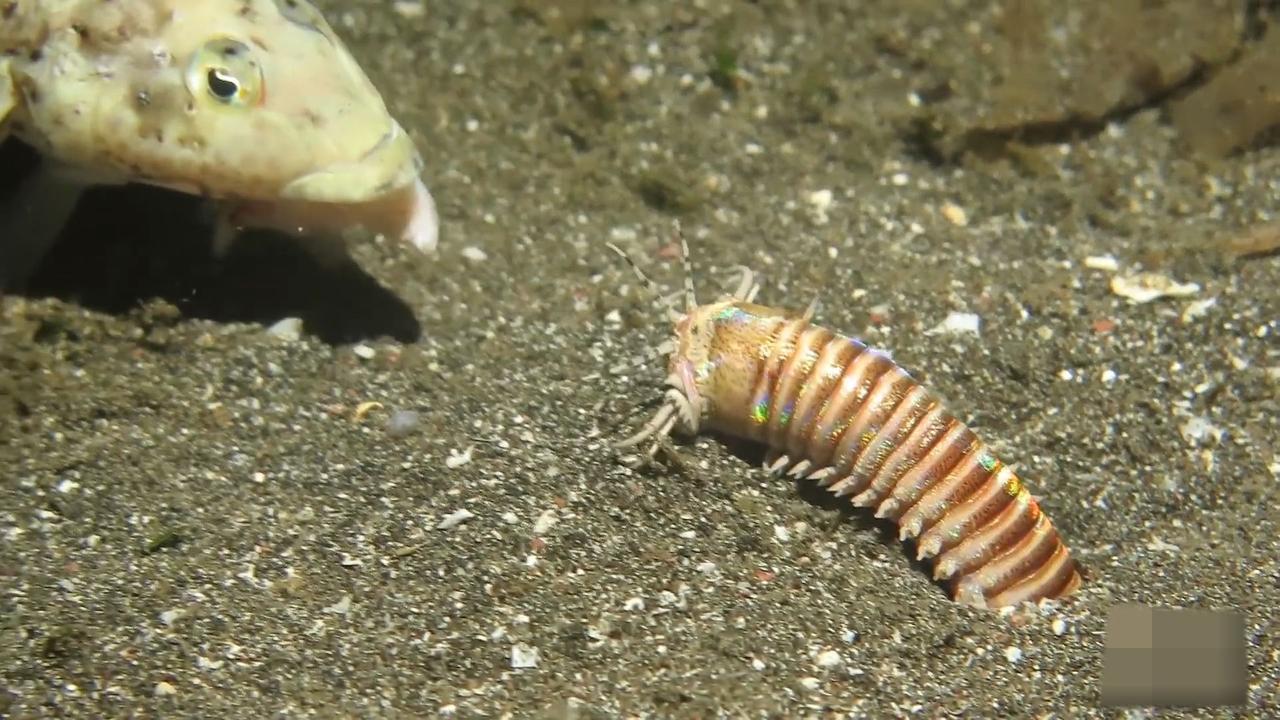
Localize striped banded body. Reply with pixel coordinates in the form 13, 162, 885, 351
611, 235, 1082, 610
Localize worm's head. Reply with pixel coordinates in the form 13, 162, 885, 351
669, 300, 789, 434
663, 305, 715, 424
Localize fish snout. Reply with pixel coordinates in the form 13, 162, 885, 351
280, 122, 423, 203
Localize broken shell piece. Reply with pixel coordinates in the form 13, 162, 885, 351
265, 316, 304, 341
1084, 255, 1120, 272
445, 446, 474, 469
1180, 297, 1218, 323
352, 401, 384, 423
510, 643, 540, 669
925, 311, 981, 336
436, 508, 475, 530
1109, 272, 1200, 304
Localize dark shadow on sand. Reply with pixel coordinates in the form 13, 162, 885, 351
714, 434, 940, 584
3, 140, 421, 345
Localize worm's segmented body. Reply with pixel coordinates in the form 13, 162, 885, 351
612, 235, 1082, 609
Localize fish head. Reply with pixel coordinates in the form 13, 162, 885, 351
20, 0, 436, 248
163, 0, 424, 201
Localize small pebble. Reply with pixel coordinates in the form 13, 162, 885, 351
461, 246, 488, 262
392, 1, 424, 18
814, 649, 842, 668
939, 201, 968, 226
1084, 255, 1120, 272
352, 344, 376, 360
1052, 618, 1067, 636
154, 681, 177, 697
1004, 646, 1023, 664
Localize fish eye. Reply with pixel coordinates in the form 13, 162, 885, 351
185, 38, 263, 107
206, 68, 240, 100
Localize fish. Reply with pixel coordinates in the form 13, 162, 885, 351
1, 0, 438, 289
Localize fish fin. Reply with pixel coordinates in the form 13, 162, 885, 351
398, 178, 439, 253
1, 58, 14, 139
0, 161, 86, 292
210, 204, 241, 259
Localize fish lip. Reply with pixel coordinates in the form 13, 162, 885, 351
279, 122, 424, 202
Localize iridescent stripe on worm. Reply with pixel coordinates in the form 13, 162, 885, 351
607, 225, 1082, 610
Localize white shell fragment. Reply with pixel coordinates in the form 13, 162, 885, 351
926, 312, 981, 336
265, 316, 304, 341
1109, 272, 1200, 304
814, 649, 843, 668
1179, 416, 1224, 446
445, 446, 474, 469
392, 1, 425, 19
807, 189, 834, 225
1084, 255, 1120, 272
324, 595, 353, 615
532, 509, 558, 536
510, 643, 540, 669
435, 508, 475, 530
1180, 297, 1217, 323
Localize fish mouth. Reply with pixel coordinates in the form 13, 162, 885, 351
279, 122, 424, 203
